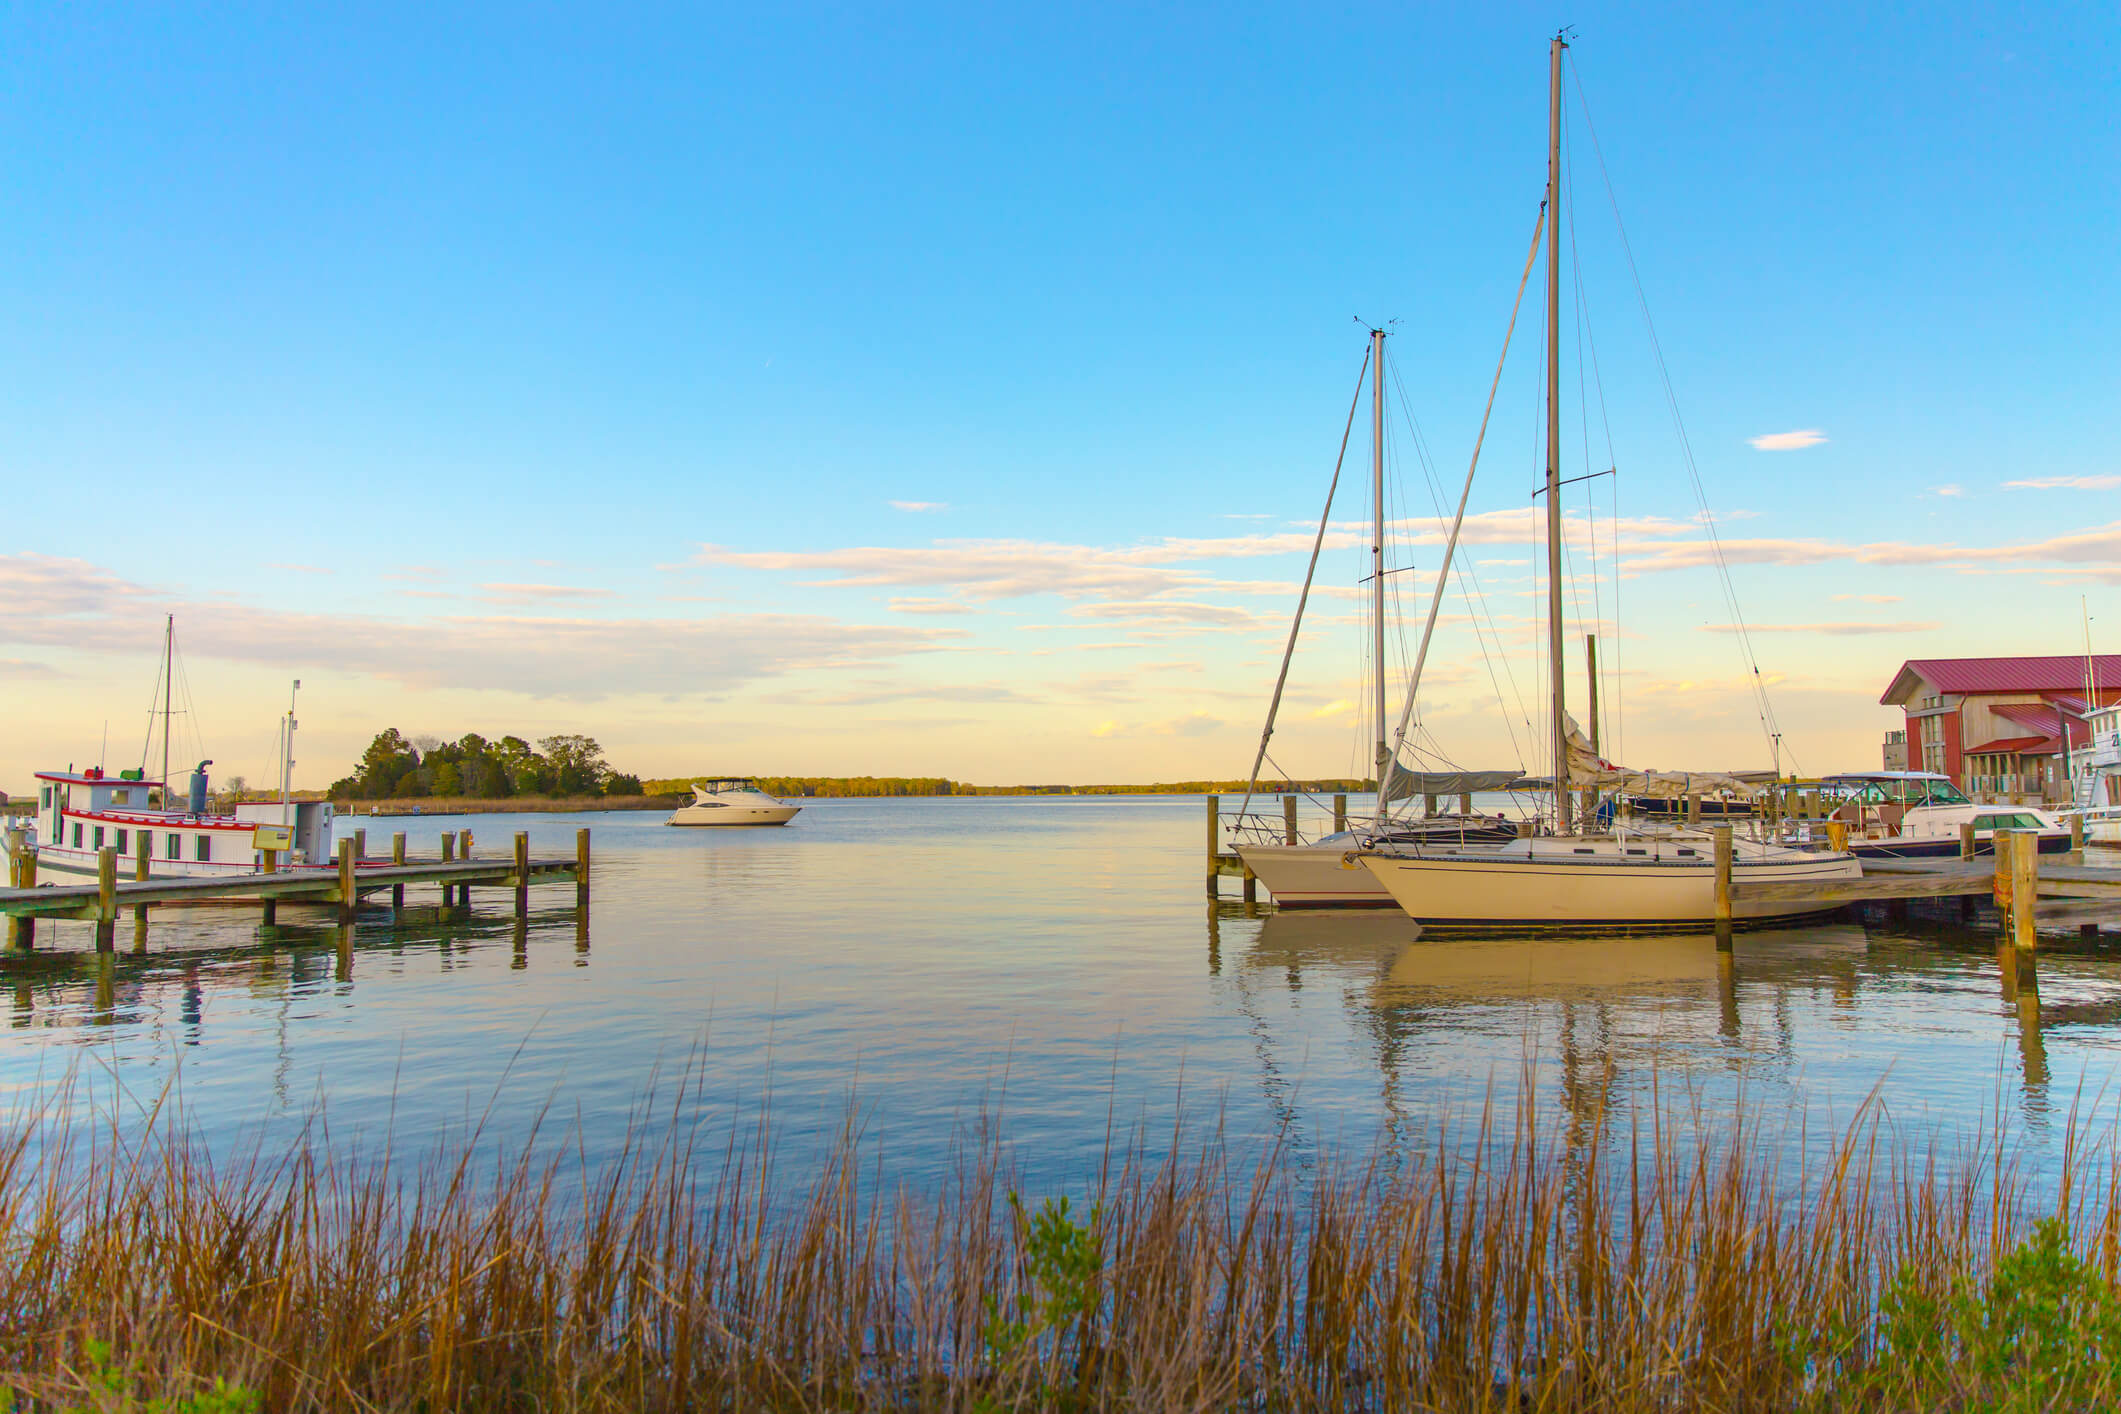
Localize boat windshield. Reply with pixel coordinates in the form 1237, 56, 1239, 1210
1823, 775, 1971, 806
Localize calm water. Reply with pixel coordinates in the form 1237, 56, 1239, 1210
6, 797, 2121, 1189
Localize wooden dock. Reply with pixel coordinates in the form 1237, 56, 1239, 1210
2, 827, 589, 954
1715, 824, 2112, 954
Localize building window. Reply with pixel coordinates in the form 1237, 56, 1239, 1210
116, 829, 128, 854
167, 833, 181, 858
195, 835, 211, 862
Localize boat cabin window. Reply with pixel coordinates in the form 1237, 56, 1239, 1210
1973, 813, 2045, 832
166, 833, 181, 858
40, 786, 51, 808
195, 835, 211, 862
115, 829, 128, 854
111, 788, 130, 805
72, 823, 82, 848
93, 826, 104, 850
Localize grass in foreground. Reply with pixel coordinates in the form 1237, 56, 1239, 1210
2, 1076, 2118, 1411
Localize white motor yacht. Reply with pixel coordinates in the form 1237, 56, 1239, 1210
666, 779, 801, 827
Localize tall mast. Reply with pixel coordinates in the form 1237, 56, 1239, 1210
161, 613, 173, 800
1544, 32, 1570, 830
1371, 326, 1389, 810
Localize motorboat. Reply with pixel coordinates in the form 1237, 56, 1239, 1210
1791, 772, 2072, 859
666, 779, 801, 827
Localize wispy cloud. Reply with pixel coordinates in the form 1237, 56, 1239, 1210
1701, 621, 1941, 636
1832, 593, 1903, 604
1927, 484, 1964, 498
887, 597, 973, 615
267, 563, 334, 575
2005, 474, 2121, 491
889, 500, 948, 513
477, 583, 617, 606
1748, 429, 1827, 451
0, 553, 959, 698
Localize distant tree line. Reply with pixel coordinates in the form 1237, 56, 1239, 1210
639, 776, 1377, 799
331, 730, 644, 800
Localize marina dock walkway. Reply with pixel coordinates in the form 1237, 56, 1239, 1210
3, 828, 589, 953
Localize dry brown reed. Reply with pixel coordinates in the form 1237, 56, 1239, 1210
1, 1067, 2116, 1412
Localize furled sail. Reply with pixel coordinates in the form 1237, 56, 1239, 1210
1381, 766, 1526, 802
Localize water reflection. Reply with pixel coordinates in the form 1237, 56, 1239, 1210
1225, 905, 2113, 1146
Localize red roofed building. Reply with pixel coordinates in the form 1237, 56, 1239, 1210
1880, 656, 2121, 802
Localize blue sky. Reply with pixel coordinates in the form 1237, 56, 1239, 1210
2, 3, 2115, 789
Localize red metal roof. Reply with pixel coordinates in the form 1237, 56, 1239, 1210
1880, 655, 2121, 704
1964, 734, 2056, 756
1991, 702, 2064, 735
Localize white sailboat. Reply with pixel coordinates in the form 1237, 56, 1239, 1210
1356, 33, 1858, 927
1232, 329, 1522, 907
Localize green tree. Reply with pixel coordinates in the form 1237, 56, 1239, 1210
540, 735, 609, 795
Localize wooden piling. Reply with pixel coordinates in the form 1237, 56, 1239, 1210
1960, 821, 1976, 860
1282, 794, 1298, 845
1333, 794, 1347, 833
95, 847, 117, 951
459, 829, 473, 859
1205, 795, 1219, 897
1241, 863, 1257, 905
1460, 792, 1473, 817
353, 828, 367, 861
132, 832, 150, 923
391, 833, 407, 913
2009, 828, 2039, 953
1423, 793, 1440, 819
440, 831, 456, 907
1686, 793, 1701, 828
2072, 813, 2087, 863
513, 832, 530, 918
1992, 828, 2014, 913
575, 828, 590, 908
261, 848, 278, 926
336, 838, 356, 924
1712, 825, 1734, 951
6, 845, 33, 951
3, 833, 26, 952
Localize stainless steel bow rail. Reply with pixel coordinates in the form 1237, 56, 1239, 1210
1, 827, 590, 954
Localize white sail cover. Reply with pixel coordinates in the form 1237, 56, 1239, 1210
1562, 717, 1752, 797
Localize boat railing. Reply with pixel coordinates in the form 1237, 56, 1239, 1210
1224, 811, 1333, 849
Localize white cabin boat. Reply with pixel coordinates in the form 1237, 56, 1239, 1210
666, 779, 801, 827
32, 765, 335, 881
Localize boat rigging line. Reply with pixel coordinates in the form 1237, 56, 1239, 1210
1566, 49, 1789, 774
1240, 342, 1373, 818
1377, 199, 1549, 809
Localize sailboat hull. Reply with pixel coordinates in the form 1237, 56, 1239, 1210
1235, 842, 1394, 907
1358, 839, 1860, 927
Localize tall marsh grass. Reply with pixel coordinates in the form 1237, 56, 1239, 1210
3, 1070, 2119, 1411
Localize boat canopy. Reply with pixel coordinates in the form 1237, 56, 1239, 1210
1561, 718, 1753, 797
